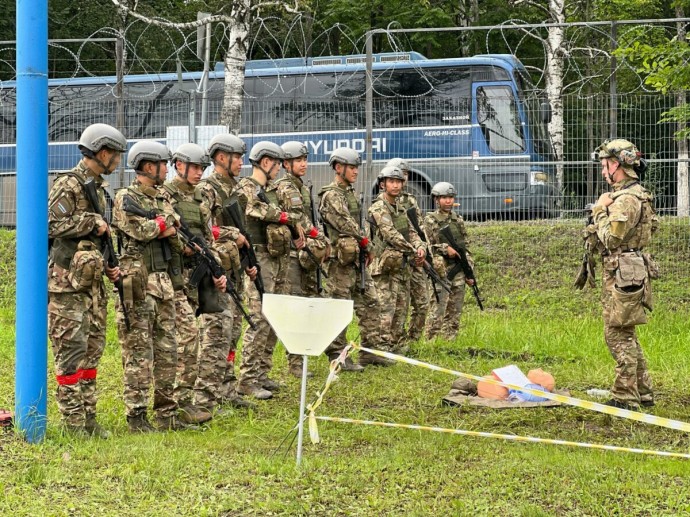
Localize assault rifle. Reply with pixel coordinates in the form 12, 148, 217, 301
359, 194, 367, 294
369, 211, 451, 295
574, 203, 597, 290
256, 187, 328, 280
307, 182, 324, 294
175, 211, 257, 330
121, 195, 172, 262
406, 206, 442, 302
83, 178, 130, 330
222, 201, 265, 299
439, 225, 484, 310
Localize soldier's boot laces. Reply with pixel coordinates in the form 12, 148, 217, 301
237, 383, 273, 400
261, 378, 283, 392
178, 405, 213, 425
156, 415, 199, 431
127, 414, 156, 433
85, 416, 111, 439
288, 362, 313, 378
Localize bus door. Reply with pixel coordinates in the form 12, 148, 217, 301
470, 82, 530, 217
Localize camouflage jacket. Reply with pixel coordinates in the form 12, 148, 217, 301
163, 176, 214, 244
236, 176, 299, 225
368, 194, 425, 255
424, 209, 469, 260
318, 180, 371, 253
275, 173, 327, 242
198, 170, 241, 242
591, 178, 657, 253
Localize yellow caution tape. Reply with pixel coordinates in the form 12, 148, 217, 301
315, 416, 690, 460
352, 343, 690, 434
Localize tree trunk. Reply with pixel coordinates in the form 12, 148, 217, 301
546, 0, 565, 193
219, 4, 249, 132
676, 6, 689, 217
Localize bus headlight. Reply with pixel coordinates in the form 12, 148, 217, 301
530, 171, 549, 185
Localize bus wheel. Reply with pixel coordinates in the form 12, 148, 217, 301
406, 181, 431, 212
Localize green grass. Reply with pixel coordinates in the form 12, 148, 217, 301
2, 221, 690, 516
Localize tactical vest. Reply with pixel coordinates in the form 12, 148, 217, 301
240, 178, 278, 246
609, 184, 656, 250
50, 170, 104, 270
163, 182, 206, 271
398, 191, 415, 211
202, 173, 239, 225
276, 175, 311, 215
319, 183, 360, 245
430, 211, 465, 248
371, 199, 411, 252
123, 186, 170, 274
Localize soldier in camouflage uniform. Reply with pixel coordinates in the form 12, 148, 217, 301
424, 182, 475, 341
113, 141, 197, 432
385, 158, 430, 345
318, 148, 381, 370
164, 143, 219, 424
48, 123, 126, 438
276, 141, 331, 377
369, 166, 426, 355
588, 139, 658, 410
235, 141, 305, 399
199, 133, 256, 410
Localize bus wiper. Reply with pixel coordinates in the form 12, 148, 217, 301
479, 124, 525, 152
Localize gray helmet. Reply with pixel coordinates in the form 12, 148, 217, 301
281, 141, 309, 160
172, 143, 211, 167
207, 134, 246, 158
431, 182, 456, 197
79, 123, 127, 153
386, 157, 411, 173
127, 141, 172, 170
249, 141, 284, 164
379, 165, 405, 181
329, 147, 361, 168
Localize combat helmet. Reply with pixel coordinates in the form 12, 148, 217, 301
379, 165, 405, 181
78, 123, 127, 154
386, 158, 411, 173
172, 143, 211, 167
329, 147, 361, 168
248, 141, 284, 165
431, 182, 456, 197
593, 139, 647, 179
207, 134, 246, 158
281, 141, 309, 160
127, 141, 171, 170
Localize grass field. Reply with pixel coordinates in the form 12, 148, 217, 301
2, 221, 690, 516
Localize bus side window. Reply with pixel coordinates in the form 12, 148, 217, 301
476, 86, 525, 154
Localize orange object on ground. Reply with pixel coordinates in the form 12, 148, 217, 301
477, 375, 509, 400
527, 369, 555, 392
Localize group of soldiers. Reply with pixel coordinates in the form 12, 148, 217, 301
47, 123, 476, 437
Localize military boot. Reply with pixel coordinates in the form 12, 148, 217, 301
237, 382, 273, 400
358, 351, 395, 367
329, 354, 365, 372
261, 377, 283, 392
85, 415, 111, 439
156, 414, 199, 431
288, 361, 314, 378
178, 405, 213, 425
62, 424, 90, 438
127, 414, 156, 433
221, 391, 257, 410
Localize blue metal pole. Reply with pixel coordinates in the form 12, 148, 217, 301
15, 0, 48, 442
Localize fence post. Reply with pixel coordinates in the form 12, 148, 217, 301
609, 21, 618, 139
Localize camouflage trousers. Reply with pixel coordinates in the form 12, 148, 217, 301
116, 284, 178, 419
48, 284, 108, 426
426, 272, 466, 341
285, 254, 322, 369
221, 276, 245, 400
237, 249, 288, 390
195, 291, 234, 410
374, 269, 410, 354
173, 289, 199, 407
406, 265, 429, 341
602, 275, 653, 406
324, 259, 382, 357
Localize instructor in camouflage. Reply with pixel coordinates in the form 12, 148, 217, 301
48, 123, 126, 438
588, 139, 658, 410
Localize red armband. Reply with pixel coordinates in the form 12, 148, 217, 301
279, 212, 289, 224
212, 226, 220, 240
309, 226, 319, 238
155, 216, 167, 233
359, 237, 369, 248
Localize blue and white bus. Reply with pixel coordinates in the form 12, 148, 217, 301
0, 51, 558, 224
